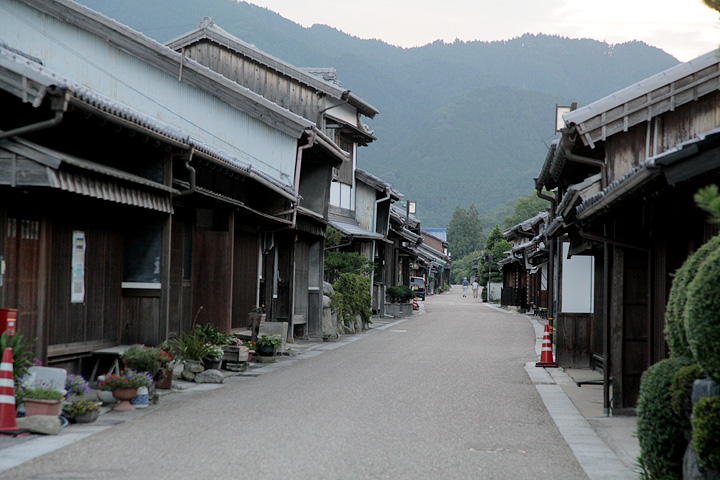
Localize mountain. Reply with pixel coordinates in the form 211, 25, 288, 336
76, 0, 681, 228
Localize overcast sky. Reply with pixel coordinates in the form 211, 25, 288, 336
246, 0, 718, 62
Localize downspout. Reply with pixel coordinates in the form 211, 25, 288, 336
566, 153, 607, 189
537, 187, 556, 327
0, 86, 68, 141
175, 147, 196, 197
290, 130, 316, 228
603, 223, 610, 415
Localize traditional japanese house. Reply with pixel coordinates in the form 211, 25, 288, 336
537, 48, 720, 412
388, 204, 424, 287
166, 18, 380, 336
0, 0, 318, 370
354, 169, 402, 315
419, 230, 450, 294
499, 212, 549, 313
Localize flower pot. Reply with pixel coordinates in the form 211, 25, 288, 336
202, 357, 222, 370
24, 398, 62, 417
130, 386, 149, 409
71, 410, 99, 424
257, 344, 276, 357
112, 387, 138, 411
156, 367, 172, 390
97, 389, 118, 404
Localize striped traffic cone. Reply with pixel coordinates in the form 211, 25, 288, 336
536, 324, 558, 368
412, 297, 418, 310
0, 347, 29, 436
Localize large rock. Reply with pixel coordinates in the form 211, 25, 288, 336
180, 371, 195, 382
323, 281, 334, 295
16, 415, 61, 435
194, 369, 225, 384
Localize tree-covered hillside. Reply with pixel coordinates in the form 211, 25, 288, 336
77, 0, 680, 227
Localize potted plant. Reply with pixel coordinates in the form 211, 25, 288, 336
249, 305, 266, 342
168, 330, 213, 371
202, 343, 225, 370
65, 374, 90, 401
257, 334, 282, 357
155, 346, 174, 390
62, 400, 100, 423
1, 332, 36, 407
121, 344, 161, 378
98, 370, 153, 411
22, 381, 64, 417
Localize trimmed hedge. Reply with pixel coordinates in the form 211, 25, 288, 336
386, 285, 415, 303
669, 364, 702, 438
637, 357, 694, 479
664, 235, 720, 359
691, 397, 720, 472
685, 240, 720, 382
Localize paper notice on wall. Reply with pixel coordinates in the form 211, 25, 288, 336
71, 231, 86, 303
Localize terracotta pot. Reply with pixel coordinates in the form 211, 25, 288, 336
156, 368, 172, 389
112, 387, 138, 411
24, 398, 62, 417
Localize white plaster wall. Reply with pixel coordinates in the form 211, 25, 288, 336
560, 243, 595, 313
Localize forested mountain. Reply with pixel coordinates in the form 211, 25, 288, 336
77, 0, 681, 227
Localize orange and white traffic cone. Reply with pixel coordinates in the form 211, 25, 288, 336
0, 347, 29, 437
412, 297, 418, 310
535, 324, 558, 368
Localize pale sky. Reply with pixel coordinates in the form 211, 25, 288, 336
246, 0, 719, 62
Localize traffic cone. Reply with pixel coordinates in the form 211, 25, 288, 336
0, 347, 29, 437
536, 323, 558, 368
412, 297, 418, 310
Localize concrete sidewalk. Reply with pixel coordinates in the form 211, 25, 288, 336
487, 302, 641, 480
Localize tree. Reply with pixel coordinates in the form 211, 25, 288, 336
478, 225, 512, 286
502, 191, 551, 230
703, 0, 720, 16
450, 250, 483, 284
447, 204, 484, 259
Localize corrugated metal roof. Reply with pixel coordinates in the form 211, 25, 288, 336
564, 49, 720, 148
0, 138, 174, 213
328, 216, 385, 241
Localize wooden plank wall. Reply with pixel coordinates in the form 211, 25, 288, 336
231, 228, 259, 330
556, 313, 592, 368
185, 42, 324, 122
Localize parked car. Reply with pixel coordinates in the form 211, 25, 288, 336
410, 276, 426, 300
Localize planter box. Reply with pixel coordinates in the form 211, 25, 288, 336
384, 302, 413, 318
258, 322, 288, 353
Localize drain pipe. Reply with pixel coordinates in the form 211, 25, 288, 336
175, 147, 196, 197
289, 130, 316, 228
0, 86, 68, 141
536, 187, 557, 328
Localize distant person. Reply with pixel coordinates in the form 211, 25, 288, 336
462, 277, 469, 297
472, 280, 479, 298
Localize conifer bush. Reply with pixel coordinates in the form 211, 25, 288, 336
669, 364, 702, 438
691, 397, 720, 472
637, 357, 693, 479
663, 235, 720, 359
684, 241, 720, 382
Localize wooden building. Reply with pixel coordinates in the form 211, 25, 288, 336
0, 0, 320, 369
536, 49, 720, 412
166, 18, 380, 335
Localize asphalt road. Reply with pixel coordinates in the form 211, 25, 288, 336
1, 288, 587, 479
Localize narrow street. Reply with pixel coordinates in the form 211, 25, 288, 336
1, 288, 586, 480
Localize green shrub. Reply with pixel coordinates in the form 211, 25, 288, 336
691, 397, 720, 472
670, 364, 702, 437
637, 357, 694, 479
664, 235, 720, 359
685, 240, 720, 382
386, 285, 415, 303
324, 252, 373, 284
333, 273, 372, 325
